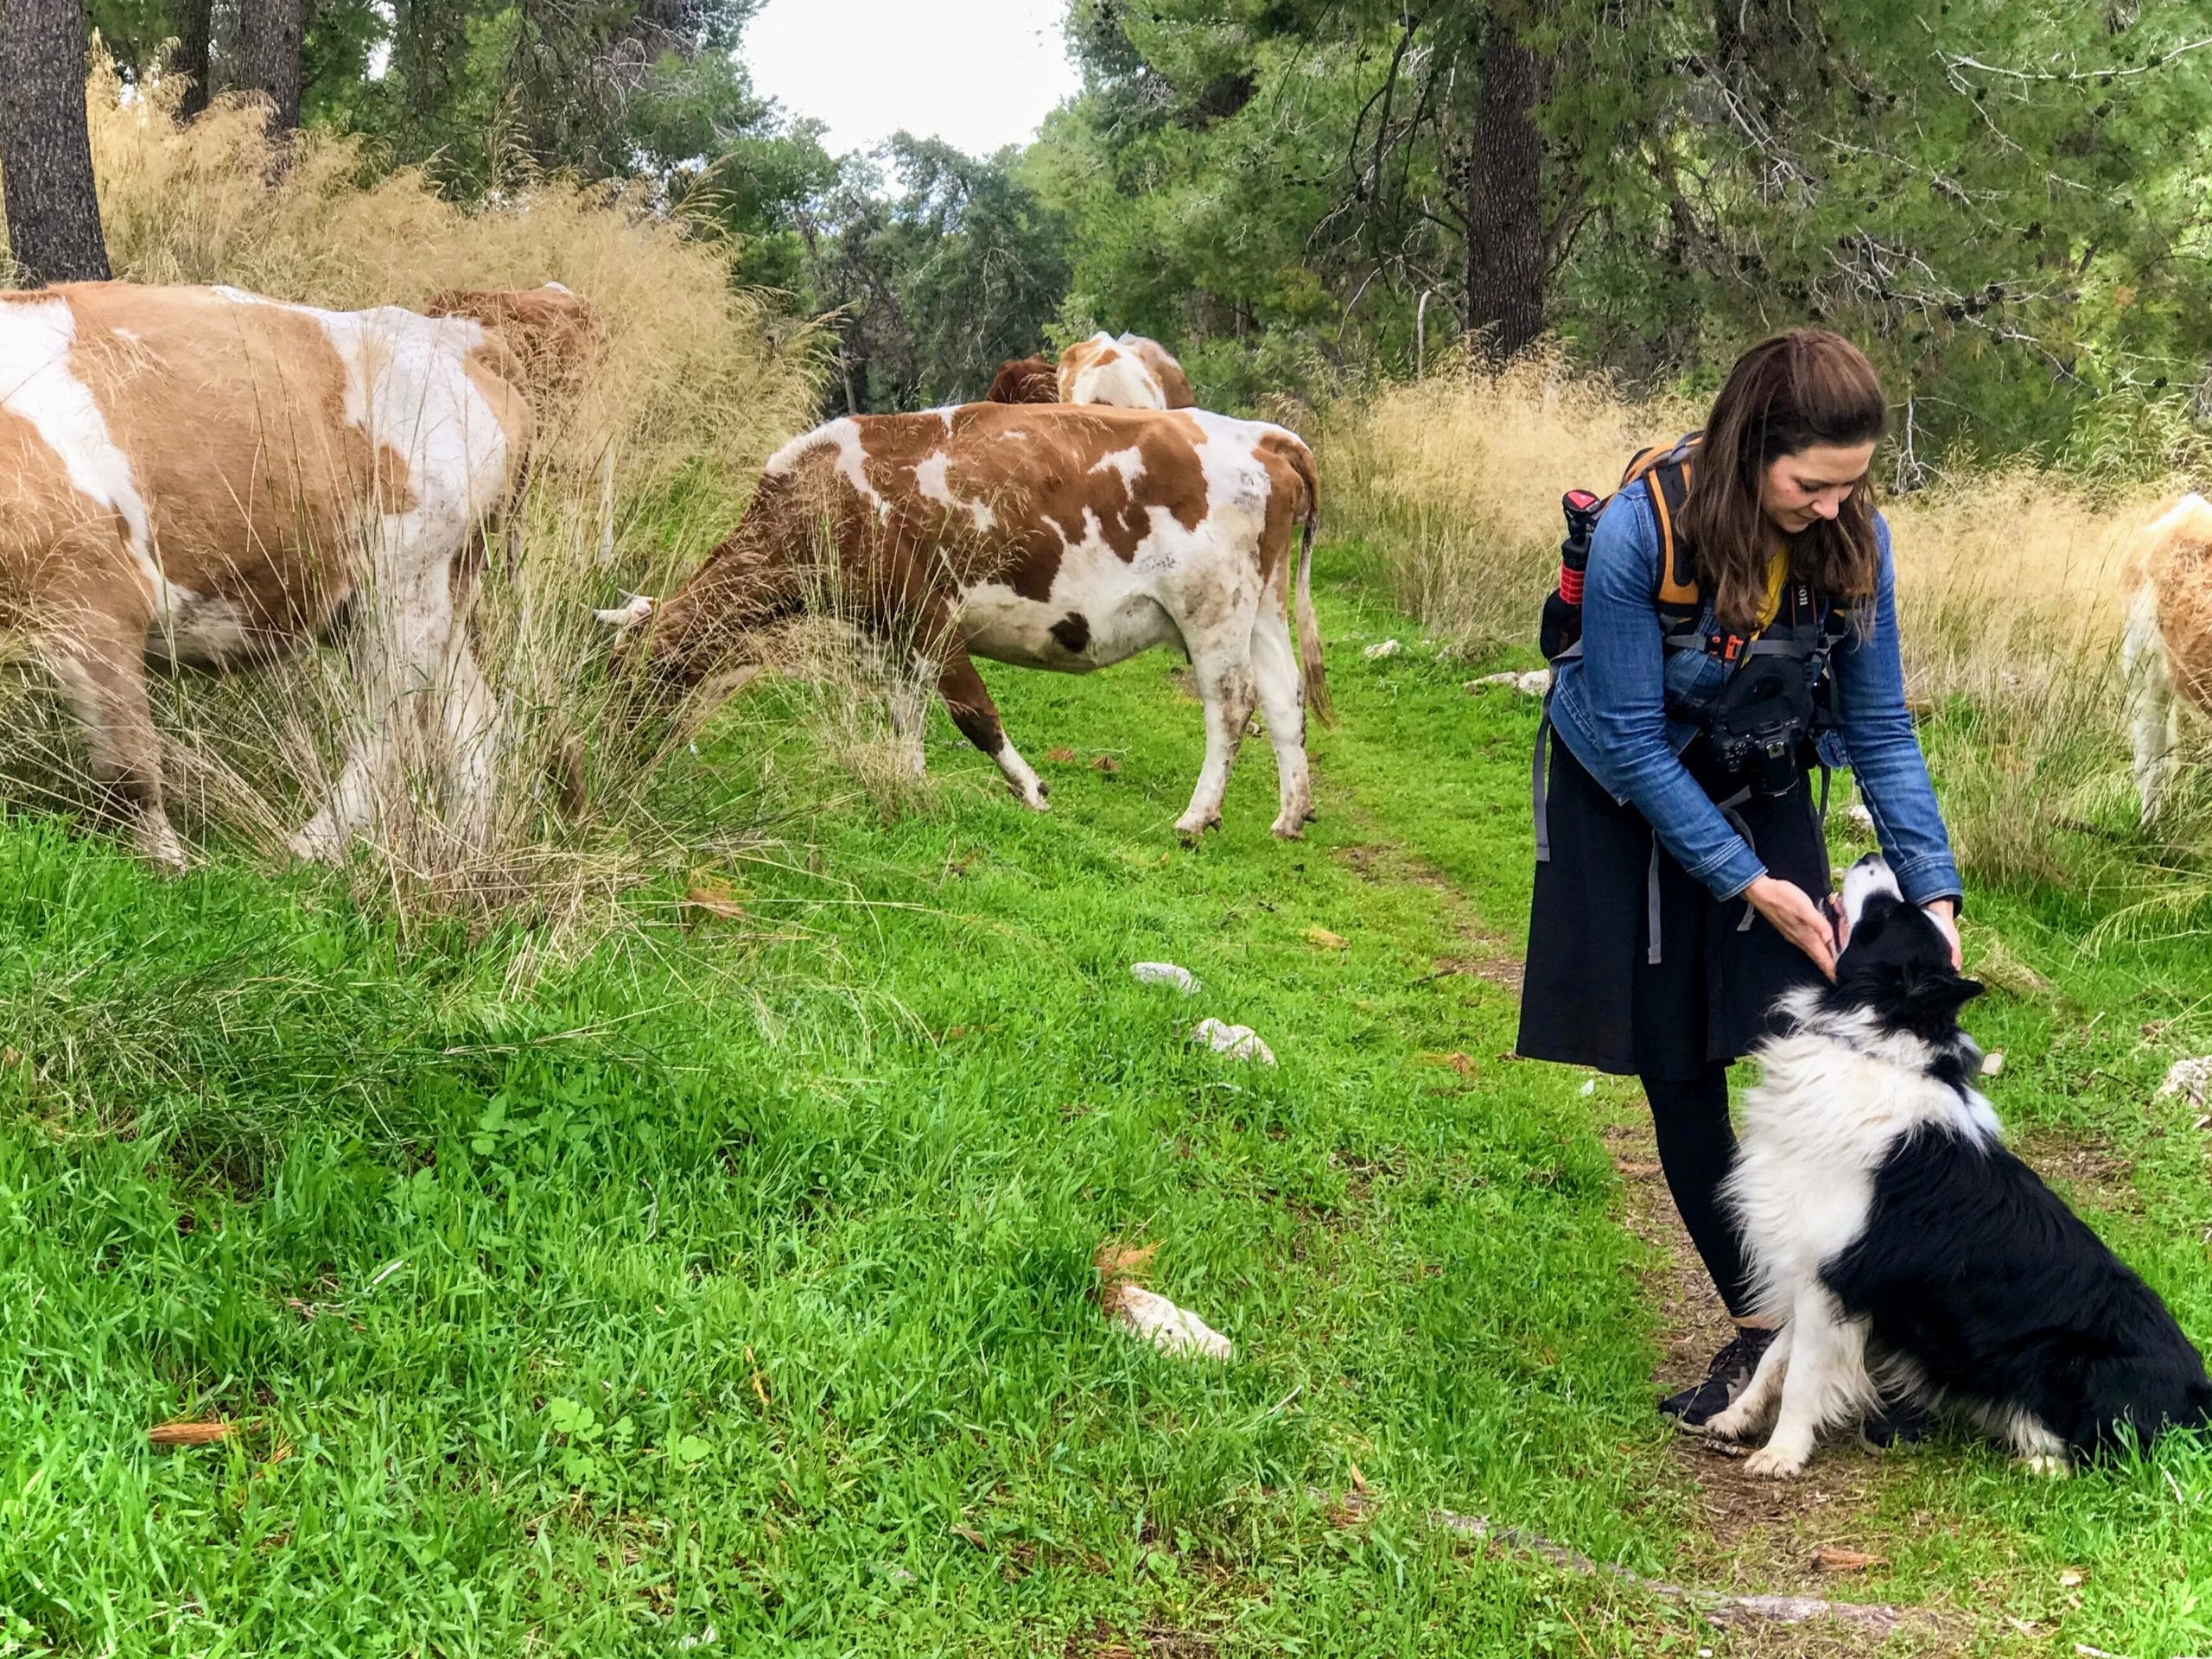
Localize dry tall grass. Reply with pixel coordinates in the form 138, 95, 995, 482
0, 63, 824, 950
1323, 351, 2207, 900
1319, 351, 1700, 655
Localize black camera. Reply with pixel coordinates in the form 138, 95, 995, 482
1713, 720, 1806, 798
1707, 661, 1814, 798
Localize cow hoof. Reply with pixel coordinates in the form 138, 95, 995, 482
1174, 816, 1221, 841
288, 824, 347, 866
136, 818, 188, 873
1269, 817, 1306, 841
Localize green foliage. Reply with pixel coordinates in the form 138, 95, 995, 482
83, 0, 2212, 461
798, 137, 1072, 409
1020, 0, 2212, 463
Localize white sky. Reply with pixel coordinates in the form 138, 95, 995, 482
744, 0, 1082, 159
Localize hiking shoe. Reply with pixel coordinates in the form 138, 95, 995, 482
1859, 1393, 1935, 1450
1658, 1326, 1776, 1427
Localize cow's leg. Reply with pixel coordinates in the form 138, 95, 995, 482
1173, 612, 1262, 839
938, 645, 1046, 810
439, 538, 504, 847
1249, 597, 1313, 838
294, 553, 456, 862
44, 613, 184, 869
858, 631, 931, 780
442, 637, 500, 847
887, 656, 933, 780
2124, 584, 2178, 823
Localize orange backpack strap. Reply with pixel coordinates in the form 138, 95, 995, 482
1618, 433, 1702, 607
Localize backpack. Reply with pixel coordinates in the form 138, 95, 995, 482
1541, 434, 1702, 664
1532, 433, 1849, 931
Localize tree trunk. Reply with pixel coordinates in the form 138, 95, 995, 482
237, 0, 303, 137
395, 0, 467, 132
1462, 12, 1546, 360
176, 0, 216, 119
0, 0, 111, 286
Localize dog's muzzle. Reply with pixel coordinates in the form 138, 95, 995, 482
1841, 853, 1901, 931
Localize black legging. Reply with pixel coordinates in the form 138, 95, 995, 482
1641, 1064, 1754, 1319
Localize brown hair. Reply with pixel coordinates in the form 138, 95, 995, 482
1678, 328, 1886, 632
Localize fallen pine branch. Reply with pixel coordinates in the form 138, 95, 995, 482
1427, 1504, 1937, 1635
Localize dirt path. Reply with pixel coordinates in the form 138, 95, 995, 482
1325, 792, 1972, 1652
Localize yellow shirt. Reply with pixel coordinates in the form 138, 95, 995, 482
1752, 550, 1789, 633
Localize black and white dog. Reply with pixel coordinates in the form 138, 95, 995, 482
1705, 855, 2211, 1478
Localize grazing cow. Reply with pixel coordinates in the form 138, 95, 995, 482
1057, 333, 1195, 410
616, 403, 1332, 838
0, 281, 539, 866
423, 282, 601, 406
985, 355, 1058, 405
2125, 492, 2212, 822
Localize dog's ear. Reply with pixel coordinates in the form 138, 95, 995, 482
1897, 963, 1983, 1022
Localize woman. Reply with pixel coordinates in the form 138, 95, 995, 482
1518, 329, 1962, 1428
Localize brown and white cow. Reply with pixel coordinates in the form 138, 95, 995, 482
0, 281, 543, 866
619, 402, 1332, 837
985, 355, 1058, 405
1056, 333, 1195, 410
2125, 492, 2212, 821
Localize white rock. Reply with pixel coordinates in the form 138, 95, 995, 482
1130, 961, 1201, 994
1465, 669, 1551, 697
2158, 1056, 2212, 1108
1578, 1078, 1597, 1096
1980, 1050, 2005, 1077
1192, 1018, 1276, 1066
1109, 1285, 1234, 1361
1363, 638, 1403, 659
1847, 804, 1876, 831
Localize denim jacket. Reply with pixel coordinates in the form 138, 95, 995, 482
1547, 479, 1964, 907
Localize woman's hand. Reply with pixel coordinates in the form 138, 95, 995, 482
1923, 898, 1962, 969
1744, 874, 1838, 981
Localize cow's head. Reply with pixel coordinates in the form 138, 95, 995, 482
986, 356, 1059, 405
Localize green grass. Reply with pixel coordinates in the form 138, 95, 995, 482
0, 550, 2209, 1656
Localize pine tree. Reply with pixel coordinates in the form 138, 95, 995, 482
0, 0, 112, 286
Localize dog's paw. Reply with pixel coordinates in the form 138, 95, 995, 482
1700, 1404, 1756, 1442
2014, 1452, 2072, 1478
1743, 1444, 1808, 1479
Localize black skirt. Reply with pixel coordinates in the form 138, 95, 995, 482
1517, 735, 1830, 1082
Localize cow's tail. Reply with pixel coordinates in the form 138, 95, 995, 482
1289, 447, 1334, 727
